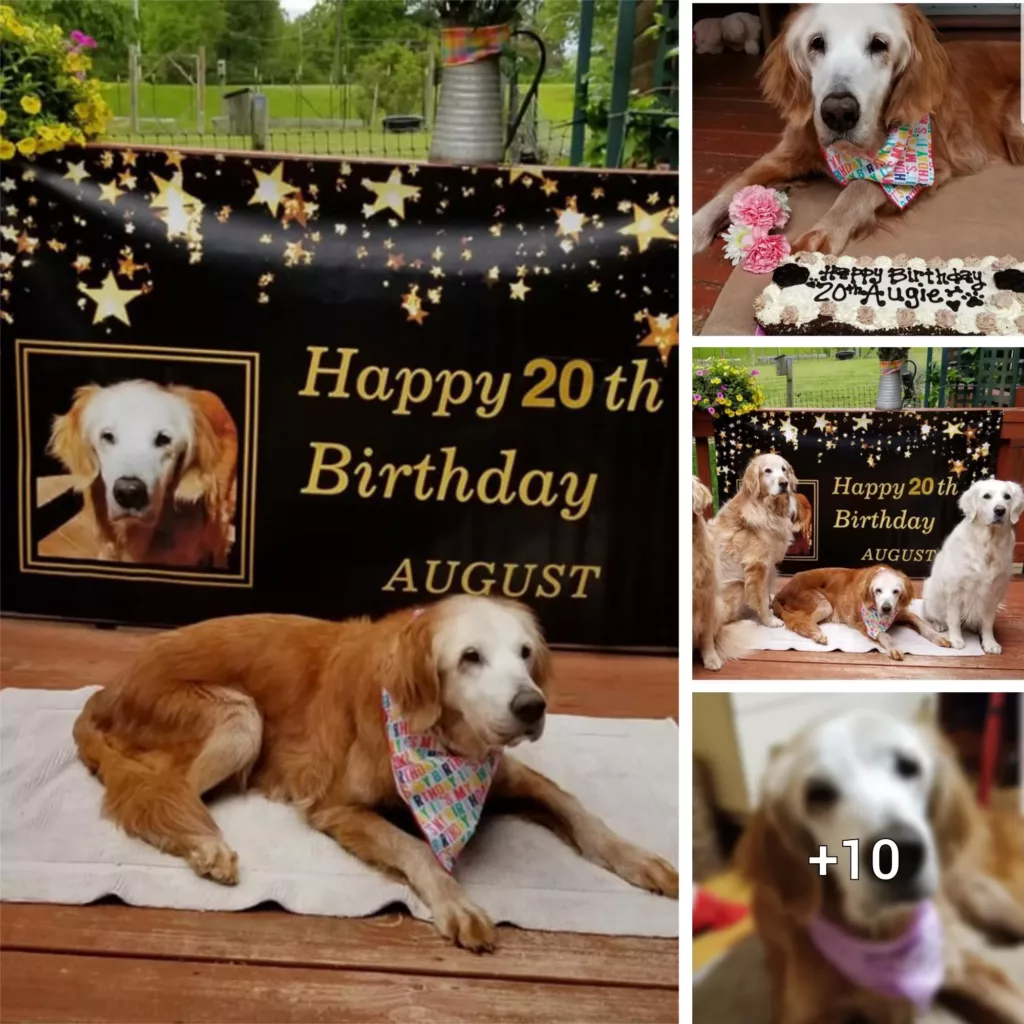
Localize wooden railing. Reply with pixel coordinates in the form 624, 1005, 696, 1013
693, 404, 1024, 568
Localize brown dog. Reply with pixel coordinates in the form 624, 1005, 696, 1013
72, 596, 678, 951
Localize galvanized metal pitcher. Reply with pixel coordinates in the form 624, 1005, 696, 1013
430, 29, 545, 165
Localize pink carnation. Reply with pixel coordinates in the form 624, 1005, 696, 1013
728, 185, 787, 230
741, 233, 791, 274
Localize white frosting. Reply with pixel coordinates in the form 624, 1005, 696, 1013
756, 254, 1024, 335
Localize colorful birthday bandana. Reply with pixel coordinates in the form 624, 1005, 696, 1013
824, 114, 934, 210
808, 901, 944, 1010
382, 688, 499, 873
861, 603, 897, 640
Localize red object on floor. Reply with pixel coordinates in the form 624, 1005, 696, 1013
977, 692, 1006, 807
693, 887, 749, 935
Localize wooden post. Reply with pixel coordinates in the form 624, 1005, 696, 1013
570, 0, 595, 165
128, 45, 140, 135
423, 49, 434, 130
196, 46, 207, 134
251, 93, 269, 150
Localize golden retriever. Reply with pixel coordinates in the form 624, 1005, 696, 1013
772, 564, 952, 660
693, 4, 1023, 255
72, 596, 679, 951
47, 380, 237, 567
737, 709, 1024, 1023
788, 491, 813, 557
693, 477, 754, 671
712, 453, 798, 628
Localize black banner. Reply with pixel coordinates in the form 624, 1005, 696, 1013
1, 149, 678, 648
715, 408, 1003, 575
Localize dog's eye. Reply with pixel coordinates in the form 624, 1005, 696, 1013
154, 431, 172, 448
520, 644, 532, 660
805, 779, 839, 810
809, 34, 825, 54
1003, 493, 1010, 500
869, 36, 888, 55
764, 468, 772, 474
895, 754, 920, 779
874, 588, 882, 594
99, 430, 115, 445
983, 494, 991, 500
460, 648, 482, 666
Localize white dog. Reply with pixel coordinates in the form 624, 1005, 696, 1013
922, 479, 1024, 654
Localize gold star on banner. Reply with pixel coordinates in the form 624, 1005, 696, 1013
429, 265, 445, 279
541, 178, 559, 197
618, 204, 676, 253
259, 273, 275, 287
508, 166, 546, 187
486, 266, 500, 282
284, 240, 312, 267
979, 442, 990, 457
386, 253, 406, 270
47, 239, 66, 253
780, 418, 799, 444
852, 414, 873, 431
427, 287, 442, 305
118, 170, 137, 190
489, 224, 502, 237
431, 246, 444, 262
250, 163, 298, 218
943, 421, 964, 439
71, 254, 91, 273
64, 161, 90, 186
258, 292, 269, 305
282, 192, 309, 228
461, 249, 472, 262
813, 414, 832, 432
950, 459, 966, 476
867, 454, 876, 467
401, 284, 428, 324
971, 450, 980, 461
361, 169, 420, 220
16, 233, 38, 253
78, 272, 141, 325
217, 205, 232, 224
965, 426, 977, 441
638, 313, 678, 365
592, 187, 605, 199
920, 423, 932, 437
149, 172, 203, 241
588, 281, 600, 293
164, 150, 185, 169
826, 440, 836, 450
121, 149, 138, 167
509, 279, 530, 301
555, 197, 588, 242
117, 251, 146, 279
99, 151, 114, 169
98, 180, 123, 205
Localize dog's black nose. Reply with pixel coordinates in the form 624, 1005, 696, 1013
510, 690, 546, 725
112, 476, 149, 510
778, 479, 789, 492
820, 92, 860, 132
880, 603, 893, 614
994, 505, 1006, 517
869, 824, 926, 889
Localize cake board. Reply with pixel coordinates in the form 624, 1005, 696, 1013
701, 164, 1024, 336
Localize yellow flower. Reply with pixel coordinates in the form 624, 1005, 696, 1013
0, 139, 15, 160
20, 95, 42, 115
16, 136, 37, 155
710, 377, 721, 385
71, 128, 86, 145
74, 102, 91, 121
65, 52, 84, 74
0, 109, 6, 127
55, 123, 71, 142
723, 398, 732, 406
36, 124, 55, 141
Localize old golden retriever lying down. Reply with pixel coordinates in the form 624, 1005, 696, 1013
739, 710, 1024, 1024
772, 564, 952, 661
712, 453, 799, 628
73, 596, 678, 951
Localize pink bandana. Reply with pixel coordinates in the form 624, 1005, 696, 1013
382, 688, 499, 873
861, 604, 897, 640
824, 114, 934, 209
808, 902, 944, 1010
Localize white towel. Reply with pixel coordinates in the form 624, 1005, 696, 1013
751, 599, 984, 657
0, 687, 678, 938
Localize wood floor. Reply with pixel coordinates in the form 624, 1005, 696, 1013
693, 577, 1024, 681
0, 617, 680, 1023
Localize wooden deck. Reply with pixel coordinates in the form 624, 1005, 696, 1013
0, 618, 679, 1023
693, 577, 1024, 681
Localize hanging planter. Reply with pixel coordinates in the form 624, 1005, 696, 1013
875, 347, 910, 410
429, 0, 544, 165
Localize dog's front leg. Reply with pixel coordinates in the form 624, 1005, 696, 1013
898, 610, 953, 649
746, 564, 783, 627
491, 757, 678, 898
875, 630, 904, 661
945, 594, 966, 650
942, 950, 1024, 1024
699, 614, 723, 671
979, 611, 1002, 656
308, 802, 496, 952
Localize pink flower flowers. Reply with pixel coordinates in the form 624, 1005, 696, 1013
728, 186, 788, 230
70, 30, 97, 49
741, 233, 791, 274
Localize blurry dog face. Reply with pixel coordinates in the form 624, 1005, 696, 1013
758, 711, 947, 927
959, 479, 1024, 528
389, 597, 551, 759
50, 381, 196, 522
743, 453, 798, 499
865, 566, 908, 617
693, 476, 714, 518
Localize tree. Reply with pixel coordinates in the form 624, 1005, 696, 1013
218, 0, 284, 82
9, 0, 133, 77
138, 0, 226, 60
354, 40, 424, 120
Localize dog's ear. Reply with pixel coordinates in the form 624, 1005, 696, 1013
383, 607, 442, 733
958, 481, 982, 523
736, 798, 822, 924
693, 477, 713, 516
885, 5, 951, 125
173, 388, 222, 509
926, 726, 978, 869
47, 385, 100, 490
1008, 482, 1024, 526
896, 569, 914, 609
785, 464, 799, 495
860, 568, 878, 609
740, 458, 763, 499
758, 20, 812, 124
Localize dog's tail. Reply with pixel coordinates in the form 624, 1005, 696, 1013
714, 619, 758, 663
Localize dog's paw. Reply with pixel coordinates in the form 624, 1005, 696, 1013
791, 226, 844, 256
950, 637, 966, 650
434, 895, 496, 953
982, 639, 1002, 655
606, 841, 679, 899
188, 838, 239, 885
702, 651, 723, 671
766, 615, 785, 628
814, 633, 828, 645
692, 204, 723, 254
934, 636, 953, 649
887, 647, 905, 662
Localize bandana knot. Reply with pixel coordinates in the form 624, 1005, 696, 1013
382, 688, 499, 873
808, 902, 944, 1010
824, 114, 934, 209
861, 603, 897, 640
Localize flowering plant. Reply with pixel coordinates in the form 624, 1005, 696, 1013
693, 358, 765, 418
720, 185, 792, 274
0, 4, 110, 160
